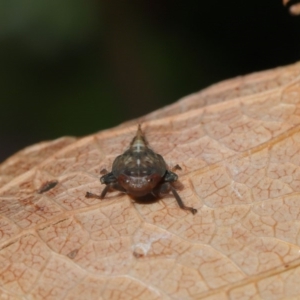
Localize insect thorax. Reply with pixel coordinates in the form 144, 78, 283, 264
111, 148, 167, 196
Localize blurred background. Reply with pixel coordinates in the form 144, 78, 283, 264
1, 0, 300, 163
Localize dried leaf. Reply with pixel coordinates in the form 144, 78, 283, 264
283, 0, 300, 15
1, 62, 300, 299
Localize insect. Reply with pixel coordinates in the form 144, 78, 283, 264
86, 125, 197, 214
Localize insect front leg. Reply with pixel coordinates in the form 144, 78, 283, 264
86, 172, 128, 200
154, 182, 197, 214
164, 170, 178, 183
100, 182, 127, 198
171, 164, 182, 172
100, 172, 127, 198
169, 186, 197, 215
86, 172, 118, 199
100, 172, 117, 185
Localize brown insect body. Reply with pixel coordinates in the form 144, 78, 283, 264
86, 125, 197, 214
109, 125, 166, 197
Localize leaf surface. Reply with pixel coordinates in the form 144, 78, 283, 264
1, 62, 300, 299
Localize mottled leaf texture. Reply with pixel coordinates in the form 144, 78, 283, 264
1, 62, 300, 300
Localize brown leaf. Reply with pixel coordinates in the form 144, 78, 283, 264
283, 0, 300, 15
1, 62, 300, 299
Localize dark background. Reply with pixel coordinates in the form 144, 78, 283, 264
1, 0, 300, 163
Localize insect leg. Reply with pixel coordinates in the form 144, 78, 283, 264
171, 164, 182, 172
100, 172, 117, 184
99, 182, 126, 198
100, 185, 111, 198
164, 170, 178, 183
85, 191, 102, 199
86, 183, 125, 200
86, 172, 118, 200
154, 182, 197, 215
86, 188, 109, 199
170, 186, 197, 215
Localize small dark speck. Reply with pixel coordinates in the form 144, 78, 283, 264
67, 249, 79, 259
38, 180, 58, 194
100, 168, 108, 175
133, 251, 144, 258
173, 164, 182, 171
285, 264, 289, 268
36, 205, 45, 212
